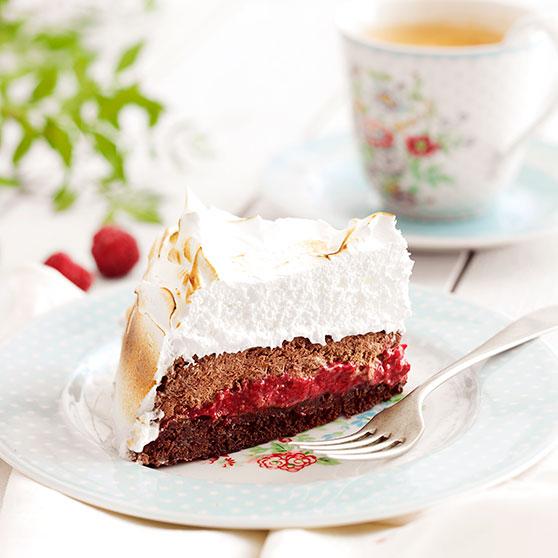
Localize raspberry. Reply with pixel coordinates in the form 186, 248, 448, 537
44, 252, 94, 291
92, 226, 140, 278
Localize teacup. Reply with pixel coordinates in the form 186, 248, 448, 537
337, 1, 558, 220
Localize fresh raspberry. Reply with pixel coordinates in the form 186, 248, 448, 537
91, 226, 140, 278
44, 252, 94, 291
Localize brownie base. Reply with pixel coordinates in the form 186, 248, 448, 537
135, 381, 404, 467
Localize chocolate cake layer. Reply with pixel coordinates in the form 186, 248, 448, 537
135, 380, 404, 467
156, 331, 400, 411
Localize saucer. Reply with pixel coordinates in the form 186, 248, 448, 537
261, 135, 558, 251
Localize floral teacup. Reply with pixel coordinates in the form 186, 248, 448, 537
338, 1, 558, 220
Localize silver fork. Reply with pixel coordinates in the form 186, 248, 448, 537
291, 306, 558, 461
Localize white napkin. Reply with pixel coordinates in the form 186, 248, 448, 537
0, 264, 557, 557
0, 263, 83, 341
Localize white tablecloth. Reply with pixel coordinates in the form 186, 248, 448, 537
0, 265, 557, 557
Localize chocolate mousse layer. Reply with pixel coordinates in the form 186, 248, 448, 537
155, 331, 400, 412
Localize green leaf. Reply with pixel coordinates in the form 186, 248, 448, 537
102, 208, 116, 225
73, 52, 97, 86
362, 144, 374, 164
425, 164, 452, 187
96, 94, 121, 129
410, 75, 424, 101
409, 158, 421, 180
93, 132, 125, 181
12, 130, 35, 164
43, 118, 72, 167
60, 92, 89, 133
247, 446, 268, 455
120, 202, 161, 224
0, 78, 7, 100
270, 442, 288, 453
52, 184, 77, 211
368, 70, 391, 82
31, 67, 58, 102
389, 393, 404, 403
106, 188, 162, 224
0, 176, 20, 188
96, 85, 163, 129
317, 456, 340, 466
34, 31, 80, 51
0, 21, 23, 44
140, 96, 164, 127
117, 84, 163, 126
67, 103, 87, 132
6, 109, 32, 131
116, 41, 144, 73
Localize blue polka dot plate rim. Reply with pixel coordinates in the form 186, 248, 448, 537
0, 285, 557, 529
261, 135, 558, 251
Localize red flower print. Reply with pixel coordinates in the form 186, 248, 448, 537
257, 451, 317, 473
208, 454, 235, 467
277, 437, 292, 443
406, 135, 439, 157
364, 120, 394, 149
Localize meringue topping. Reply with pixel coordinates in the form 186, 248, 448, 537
113, 192, 413, 455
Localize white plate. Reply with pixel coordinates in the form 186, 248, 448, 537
0, 286, 557, 528
262, 135, 558, 251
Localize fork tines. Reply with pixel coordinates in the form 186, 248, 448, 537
291, 429, 405, 460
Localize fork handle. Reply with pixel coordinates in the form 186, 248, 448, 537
413, 305, 558, 403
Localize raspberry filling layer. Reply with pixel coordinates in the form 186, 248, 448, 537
185, 344, 409, 420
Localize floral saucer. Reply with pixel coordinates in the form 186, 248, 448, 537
261, 135, 558, 250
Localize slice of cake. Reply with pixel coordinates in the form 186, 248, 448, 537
114, 195, 413, 467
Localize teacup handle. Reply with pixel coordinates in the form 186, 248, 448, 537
499, 17, 558, 161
